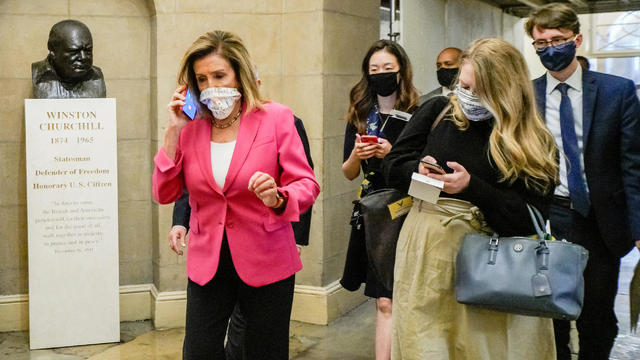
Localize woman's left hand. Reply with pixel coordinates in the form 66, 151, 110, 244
426, 161, 470, 194
374, 138, 392, 159
248, 171, 279, 208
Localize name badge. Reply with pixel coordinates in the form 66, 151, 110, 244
387, 196, 413, 220
390, 109, 412, 122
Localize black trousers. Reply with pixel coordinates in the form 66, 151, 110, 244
549, 204, 621, 360
225, 304, 246, 360
182, 237, 295, 360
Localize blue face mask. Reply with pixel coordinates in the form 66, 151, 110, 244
536, 40, 576, 72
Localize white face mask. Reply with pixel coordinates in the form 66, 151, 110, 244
199, 87, 241, 119
454, 85, 493, 122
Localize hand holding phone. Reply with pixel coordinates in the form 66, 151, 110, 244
360, 135, 379, 143
420, 159, 446, 175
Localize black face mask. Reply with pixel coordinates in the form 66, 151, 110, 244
369, 71, 399, 97
436, 67, 458, 88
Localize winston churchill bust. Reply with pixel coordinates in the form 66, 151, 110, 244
32, 19, 106, 99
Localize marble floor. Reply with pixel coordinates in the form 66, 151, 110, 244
2, 251, 640, 359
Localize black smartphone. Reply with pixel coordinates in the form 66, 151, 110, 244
420, 160, 446, 174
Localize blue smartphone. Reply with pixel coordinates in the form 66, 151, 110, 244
182, 88, 197, 120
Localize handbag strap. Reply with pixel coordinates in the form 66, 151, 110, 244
430, 103, 452, 132
526, 204, 547, 239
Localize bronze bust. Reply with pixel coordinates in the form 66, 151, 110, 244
32, 20, 106, 99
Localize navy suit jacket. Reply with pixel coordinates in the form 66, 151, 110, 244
172, 116, 314, 246
533, 70, 640, 258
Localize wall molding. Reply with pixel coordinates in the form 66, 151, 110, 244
1, 280, 365, 331
0, 294, 29, 332
291, 280, 366, 325
0, 293, 29, 304
294, 280, 342, 296
119, 284, 153, 294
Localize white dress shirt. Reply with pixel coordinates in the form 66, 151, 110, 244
545, 65, 589, 197
441, 86, 454, 97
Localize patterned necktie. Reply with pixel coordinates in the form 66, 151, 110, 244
557, 83, 590, 216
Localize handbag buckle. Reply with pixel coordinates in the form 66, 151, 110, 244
535, 241, 550, 270
487, 236, 499, 265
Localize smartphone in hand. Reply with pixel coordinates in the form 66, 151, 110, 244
420, 160, 446, 174
182, 88, 197, 120
361, 135, 379, 143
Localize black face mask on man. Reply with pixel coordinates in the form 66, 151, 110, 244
369, 71, 399, 97
436, 67, 458, 89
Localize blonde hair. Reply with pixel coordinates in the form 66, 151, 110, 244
178, 30, 263, 117
451, 38, 558, 194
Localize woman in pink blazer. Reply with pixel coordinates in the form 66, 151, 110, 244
153, 31, 319, 359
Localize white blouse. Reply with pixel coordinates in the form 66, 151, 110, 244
210, 140, 236, 189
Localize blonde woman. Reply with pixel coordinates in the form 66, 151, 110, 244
382, 38, 559, 359
153, 31, 319, 359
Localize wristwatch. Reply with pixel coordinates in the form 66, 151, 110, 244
273, 192, 285, 209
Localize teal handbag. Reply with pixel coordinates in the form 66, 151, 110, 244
455, 205, 589, 320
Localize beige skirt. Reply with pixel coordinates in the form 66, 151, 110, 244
391, 198, 556, 360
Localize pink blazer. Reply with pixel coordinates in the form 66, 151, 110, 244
153, 102, 320, 286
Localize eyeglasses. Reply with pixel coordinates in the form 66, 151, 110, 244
531, 35, 577, 51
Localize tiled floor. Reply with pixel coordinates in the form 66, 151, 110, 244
2, 251, 639, 359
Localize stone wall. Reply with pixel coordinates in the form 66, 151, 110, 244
402, 0, 520, 94
0, 0, 380, 330
0, 0, 154, 296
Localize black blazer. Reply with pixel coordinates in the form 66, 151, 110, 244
172, 116, 314, 246
533, 70, 640, 257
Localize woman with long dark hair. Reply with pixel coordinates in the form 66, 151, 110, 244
340, 39, 419, 360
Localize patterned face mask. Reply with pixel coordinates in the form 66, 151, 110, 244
199, 87, 241, 119
454, 85, 493, 122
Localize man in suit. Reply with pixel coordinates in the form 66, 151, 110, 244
417, 47, 461, 105
169, 115, 313, 360
526, 3, 640, 359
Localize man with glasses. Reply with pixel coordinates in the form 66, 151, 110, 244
526, 3, 640, 359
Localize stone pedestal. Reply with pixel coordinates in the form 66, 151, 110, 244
25, 98, 119, 349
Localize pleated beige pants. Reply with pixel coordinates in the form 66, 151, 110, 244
391, 198, 556, 360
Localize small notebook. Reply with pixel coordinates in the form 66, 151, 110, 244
408, 172, 443, 204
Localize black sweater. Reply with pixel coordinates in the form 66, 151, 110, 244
343, 113, 407, 192
382, 96, 550, 237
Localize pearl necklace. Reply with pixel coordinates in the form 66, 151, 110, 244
212, 110, 241, 129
